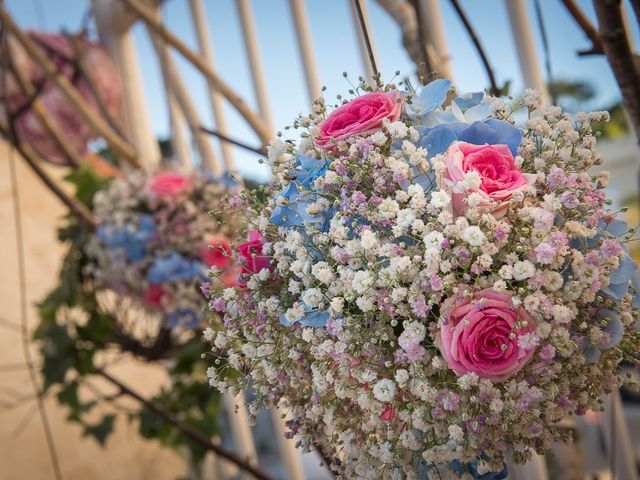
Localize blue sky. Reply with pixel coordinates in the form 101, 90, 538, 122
6, 0, 640, 181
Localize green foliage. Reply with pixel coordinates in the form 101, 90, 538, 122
33, 164, 222, 467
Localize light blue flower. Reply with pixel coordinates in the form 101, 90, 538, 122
405, 79, 452, 118
584, 309, 625, 363
270, 154, 334, 231
417, 119, 522, 157
279, 306, 330, 328
167, 308, 200, 329
147, 251, 202, 283
97, 213, 156, 262
449, 459, 508, 480
423, 91, 492, 127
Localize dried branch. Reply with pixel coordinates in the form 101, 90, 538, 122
200, 126, 267, 156
6, 42, 84, 167
561, 0, 604, 55
0, 120, 97, 229
408, 0, 433, 82
95, 367, 276, 480
448, 0, 499, 95
0, 4, 138, 166
593, 0, 640, 142
119, 0, 272, 148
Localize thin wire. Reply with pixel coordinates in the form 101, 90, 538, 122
2, 13, 63, 479
533, 0, 555, 104
352, 0, 378, 79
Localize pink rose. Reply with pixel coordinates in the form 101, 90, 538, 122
238, 230, 273, 278
148, 172, 192, 198
315, 91, 402, 149
438, 142, 536, 217
438, 289, 536, 382
144, 284, 172, 309
1, 32, 121, 166
203, 237, 232, 269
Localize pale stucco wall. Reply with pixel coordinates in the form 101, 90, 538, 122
0, 144, 187, 479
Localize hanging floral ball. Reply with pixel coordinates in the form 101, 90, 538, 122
88, 168, 238, 329
203, 79, 640, 479
0, 31, 121, 165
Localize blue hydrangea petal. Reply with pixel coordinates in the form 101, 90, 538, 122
418, 124, 460, 156
270, 183, 304, 227
463, 102, 493, 123
299, 309, 330, 327
599, 309, 624, 349
406, 79, 451, 118
584, 345, 602, 363
609, 254, 637, 285
167, 309, 200, 329
452, 91, 484, 111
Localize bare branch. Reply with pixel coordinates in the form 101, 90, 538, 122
593, 0, 640, 142
0, 5, 138, 166
448, 0, 499, 95
561, 0, 604, 55
96, 367, 276, 480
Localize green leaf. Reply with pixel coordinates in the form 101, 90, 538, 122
64, 164, 111, 208
83, 414, 116, 446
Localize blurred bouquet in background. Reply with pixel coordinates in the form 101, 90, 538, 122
203, 78, 640, 479
89, 169, 238, 329
0, 30, 121, 165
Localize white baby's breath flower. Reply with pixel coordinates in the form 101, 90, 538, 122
372, 379, 396, 402
353, 270, 374, 294
430, 189, 451, 209
513, 260, 535, 281
370, 131, 388, 146
462, 226, 486, 247
423, 231, 445, 251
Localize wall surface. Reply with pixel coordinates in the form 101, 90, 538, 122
0, 144, 187, 480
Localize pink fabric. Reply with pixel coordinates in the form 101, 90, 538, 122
438, 142, 536, 217
1, 31, 122, 165
315, 91, 402, 149
438, 289, 536, 382
148, 172, 192, 198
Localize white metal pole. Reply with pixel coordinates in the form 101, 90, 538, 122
504, 0, 548, 102
289, 0, 322, 102
419, 0, 454, 82
236, 0, 274, 132
223, 392, 259, 480
348, 0, 378, 84
150, 32, 221, 175
188, 0, 237, 173
92, 0, 160, 168
166, 88, 192, 166
602, 390, 638, 480
270, 409, 305, 480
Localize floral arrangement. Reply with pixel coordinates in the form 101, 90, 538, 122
0, 31, 121, 165
89, 169, 238, 329
204, 78, 640, 479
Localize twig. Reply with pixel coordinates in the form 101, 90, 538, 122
0, 121, 97, 229
119, 0, 272, 148
95, 367, 276, 480
448, 0, 499, 95
6, 39, 84, 167
200, 126, 267, 156
561, 0, 604, 55
593, 0, 640, 142
408, 0, 433, 83
352, 0, 379, 79
0, 4, 138, 166
533, 0, 556, 104
7, 123, 64, 480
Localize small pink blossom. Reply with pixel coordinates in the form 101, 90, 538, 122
148, 172, 192, 198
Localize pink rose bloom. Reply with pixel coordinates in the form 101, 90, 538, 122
144, 284, 172, 309
315, 91, 402, 149
438, 142, 536, 218
1, 32, 122, 166
203, 237, 232, 269
148, 172, 192, 198
438, 289, 536, 382
238, 230, 273, 278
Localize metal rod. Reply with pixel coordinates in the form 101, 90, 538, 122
200, 126, 266, 156
352, 0, 378, 80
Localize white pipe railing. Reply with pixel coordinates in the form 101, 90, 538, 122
289, 0, 322, 102
188, 0, 237, 173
